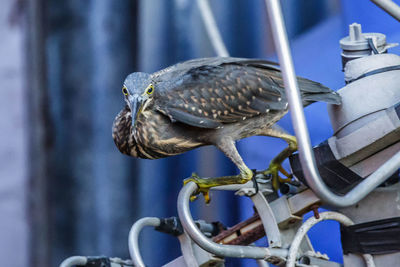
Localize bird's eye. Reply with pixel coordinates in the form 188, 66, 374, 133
146, 84, 154, 95
122, 86, 129, 96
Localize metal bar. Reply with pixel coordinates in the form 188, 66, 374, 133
196, 0, 229, 57
264, 0, 400, 207
177, 182, 288, 260
59, 256, 87, 267
128, 217, 161, 267
286, 211, 375, 267
371, 0, 400, 22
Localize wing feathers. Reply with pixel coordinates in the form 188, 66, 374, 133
165, 107, 223, 128
153, 58, 340, 128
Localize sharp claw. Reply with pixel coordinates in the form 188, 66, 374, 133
183, 173, 212, 204
203, 191, 211, 204
263, 163, 293, 191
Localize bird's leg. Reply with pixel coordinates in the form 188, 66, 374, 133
183, 139, 253, 203
261, 125, 298, 190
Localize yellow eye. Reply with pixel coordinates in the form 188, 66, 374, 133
146, 84, 154, 95
122, 86, 129, 96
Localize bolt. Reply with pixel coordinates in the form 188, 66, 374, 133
311, 205, 320, 219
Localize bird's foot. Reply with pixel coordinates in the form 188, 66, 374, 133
183, 168, 253, 204
183, 173, 213, 204
262, 162, 293, 191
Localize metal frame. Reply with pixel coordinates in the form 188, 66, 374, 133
264, 0, 400, 207
286, 211, 375, 267
177, 181, 288, 263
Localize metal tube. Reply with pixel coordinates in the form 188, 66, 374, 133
264, 0, 400, 207
128, 217, 161, 267
371, 0, 400, 22
286, 211, 375, 267
177, 182, 288, 260
59, 256, 87, 267
196, 0, 229, 57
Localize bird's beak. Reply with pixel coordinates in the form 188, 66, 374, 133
128, 94, 143, 128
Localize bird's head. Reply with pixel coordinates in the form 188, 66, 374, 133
122, 72, 155, 129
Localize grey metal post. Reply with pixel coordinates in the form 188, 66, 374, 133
264, 0, 400, 207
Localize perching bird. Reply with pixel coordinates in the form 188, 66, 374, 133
112, 57, 341, 202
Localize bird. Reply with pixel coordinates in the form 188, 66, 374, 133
112, 57, 341, 203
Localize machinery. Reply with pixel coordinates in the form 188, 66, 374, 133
61, 0, 400, 266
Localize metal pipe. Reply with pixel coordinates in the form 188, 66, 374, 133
286, 211, 375, 267
177, 182, 288, 260
196, 0, 229, 57
128, 217, 161, 267
371, 0, 400, 22
264, 0, 400, 207
59, 256, 87, 267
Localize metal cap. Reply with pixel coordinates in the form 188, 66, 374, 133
340, 23, 386, 51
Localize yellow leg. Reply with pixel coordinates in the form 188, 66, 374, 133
184, 138, 253, 204
263, 134, 298, 190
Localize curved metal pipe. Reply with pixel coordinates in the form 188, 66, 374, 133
286, 211, 375, 267
371, 0, 400, 22
177, 182, 288, 260
264, 0, 400, 207
128, 217, 161, 267
59, 256, 87, 267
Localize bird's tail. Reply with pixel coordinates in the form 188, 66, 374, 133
297, 77, 342, 105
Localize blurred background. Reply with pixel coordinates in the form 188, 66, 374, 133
2, 0, 400, 266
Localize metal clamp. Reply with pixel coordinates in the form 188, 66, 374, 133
265, 0, 400, 208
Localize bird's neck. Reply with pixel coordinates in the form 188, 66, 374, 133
112, 106, 139, 157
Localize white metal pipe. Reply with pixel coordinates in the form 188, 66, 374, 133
264, 0, 400, 207
286, 211, 375, 267
177, 181, 288, 260
128, 217, 161, 267
371, 0, 400, 22
197, 0, 229, 57
59, 256, 87, 267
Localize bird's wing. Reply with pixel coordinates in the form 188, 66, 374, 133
153, 60, 289, 129
153, 58, 338, 129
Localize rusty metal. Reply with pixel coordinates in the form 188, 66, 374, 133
212, 213, 266, 246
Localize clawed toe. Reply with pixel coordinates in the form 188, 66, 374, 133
263, 163, 293, 191
183, 173, 212, 204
